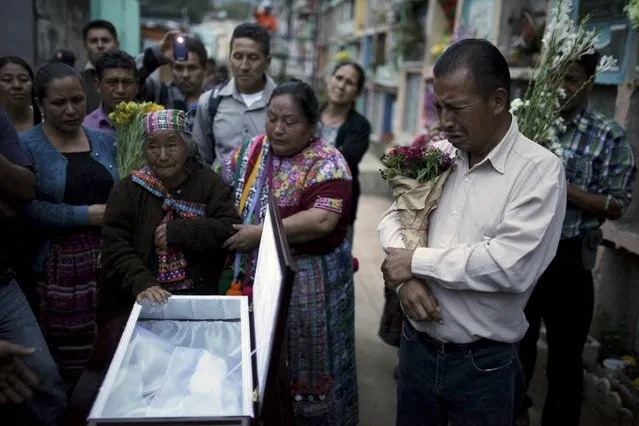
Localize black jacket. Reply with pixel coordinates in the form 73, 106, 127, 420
331, 108, 371, 225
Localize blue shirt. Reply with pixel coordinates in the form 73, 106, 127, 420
20, 125, 119, 271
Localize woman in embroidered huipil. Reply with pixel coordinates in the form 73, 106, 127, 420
19, 62, 118, 390
220, 80, 358, 425
100, 109, 239, 310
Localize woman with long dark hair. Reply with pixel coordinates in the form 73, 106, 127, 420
0, 56, 42, 132
19, 62, 118, 392
319, 61, 370, 248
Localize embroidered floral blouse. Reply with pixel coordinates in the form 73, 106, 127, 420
223, 135, 353, 255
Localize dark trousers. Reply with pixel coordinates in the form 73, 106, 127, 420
397, 321, 524, 426
518, 237, 594, 426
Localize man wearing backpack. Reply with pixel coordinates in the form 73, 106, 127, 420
192, 23, 276, 168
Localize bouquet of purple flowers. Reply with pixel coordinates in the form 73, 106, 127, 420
380, 145, 455, 249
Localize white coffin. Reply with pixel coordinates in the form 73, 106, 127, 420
87, 194, 295, 425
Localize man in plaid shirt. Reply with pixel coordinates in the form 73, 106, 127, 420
518, 50, 636, 426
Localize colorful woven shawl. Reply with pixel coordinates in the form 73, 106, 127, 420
131, 167, 207, 291
219, 134, 271, 296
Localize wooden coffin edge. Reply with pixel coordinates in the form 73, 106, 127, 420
65, 194, 296, 426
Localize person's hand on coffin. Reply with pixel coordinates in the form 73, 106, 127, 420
0, 340, 39, 404
381, 247, 415, 286
222, 224, 262, 252
137, 285, 171, 305
396, 278, 442, 323
154, 223, 168, 250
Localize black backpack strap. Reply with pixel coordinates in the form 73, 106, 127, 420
206, 80, 228, 165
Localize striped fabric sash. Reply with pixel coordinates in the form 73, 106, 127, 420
132, 167, 206, 291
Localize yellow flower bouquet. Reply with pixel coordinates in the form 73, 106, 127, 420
109, 101, 164, 178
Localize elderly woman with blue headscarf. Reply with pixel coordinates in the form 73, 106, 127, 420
100, 109, 240, 310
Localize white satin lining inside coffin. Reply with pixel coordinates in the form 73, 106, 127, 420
101, 319, 244, 418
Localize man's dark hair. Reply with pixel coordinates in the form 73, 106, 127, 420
180, 37, 208, 67
82, 20, 118, 42
230, 23, 271, 57
205, 58, 217, 68
95, 50, 137, 80
433, 38, 511, 104
577, 49, 600, 79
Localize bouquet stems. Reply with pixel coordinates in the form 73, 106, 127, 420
109, 101, 165, 178
115, 114, 146, 178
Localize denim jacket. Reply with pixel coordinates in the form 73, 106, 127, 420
19, 124, 118, 271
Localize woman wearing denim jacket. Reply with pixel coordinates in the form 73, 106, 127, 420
19, 62, 118, 393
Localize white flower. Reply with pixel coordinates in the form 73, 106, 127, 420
510, 98, 525, 114
597, 55, 618, 73
513, 0, 610, 160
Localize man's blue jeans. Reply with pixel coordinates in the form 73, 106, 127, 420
397, 321, 524, 426
0, 279, 67, 425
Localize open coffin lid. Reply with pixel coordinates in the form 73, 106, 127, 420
87, 193, 296, 425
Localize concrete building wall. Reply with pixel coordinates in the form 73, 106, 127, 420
0, 0, 89, 70
0, 0, 36, 66
35, 0, 89, 68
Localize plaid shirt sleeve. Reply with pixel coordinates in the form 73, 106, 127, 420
596, 127, 636, 215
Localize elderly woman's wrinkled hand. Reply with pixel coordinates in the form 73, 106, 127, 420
223, 224, 262, 252
0, 341, 39, 404
136, 285, 171, 305
154, 223, 168, 250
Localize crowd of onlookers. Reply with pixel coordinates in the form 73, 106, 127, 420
0, 14, 371, 426
0, 5, 637, 426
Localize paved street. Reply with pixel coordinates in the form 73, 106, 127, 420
351, 153, 612, 425
352, 194, 399, 426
